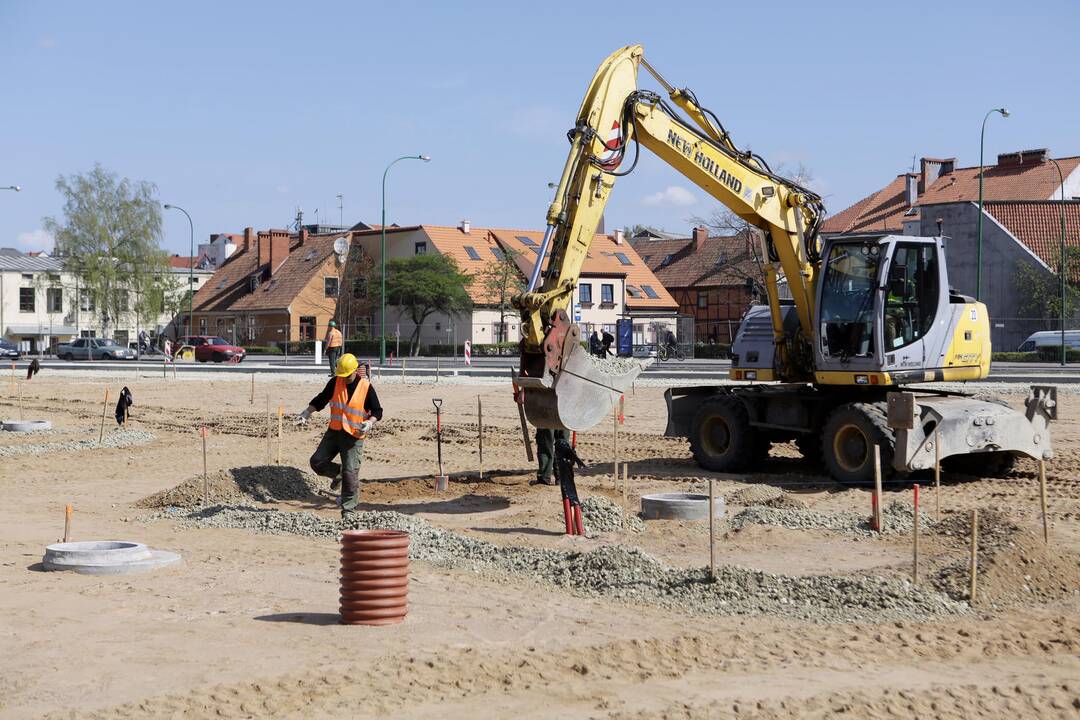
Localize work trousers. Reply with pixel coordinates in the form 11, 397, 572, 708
309, 428, 364, 515
327, 346, 342, 376
535, 428, 570, 482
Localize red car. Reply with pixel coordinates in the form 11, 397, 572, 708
178, 335, 246, 363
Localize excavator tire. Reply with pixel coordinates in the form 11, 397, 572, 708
942, 451, 1017, 479
689, 394, 759, 472
822, 402, 895, 485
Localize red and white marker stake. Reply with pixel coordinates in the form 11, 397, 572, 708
463, 340, 471, 366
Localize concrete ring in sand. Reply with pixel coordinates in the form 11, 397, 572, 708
2, 420, 52, 432
640, 492, 725, 521
42, 540, 181, 575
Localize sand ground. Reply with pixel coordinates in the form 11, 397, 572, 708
1, 369, 1078, 719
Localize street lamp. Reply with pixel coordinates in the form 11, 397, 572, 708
380, 154, 430, 364
2, 185, 20, 191
163, 204, 195, 341
1047, 157, 1069, 366
976, 107, 1009, 301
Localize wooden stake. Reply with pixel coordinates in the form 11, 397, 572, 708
10, 362, 16, 390
277, 405, 284, 465
708, 479, 717, 581
99, 388, 110, 444
969, 509, 979, 605
402, 357, 406, 384
436, 355, 440, 382
477, 395, 484, 481
1039, 459, 1049, 543
912, 483, 920, 586
201, 427, 208, 505
622, 462, 628, 504
265, 396, 271, 466
63, 503, 72, 543
17, 380, 23, 421
934, 427, 941, 522
250, 373, 255, 404
872, 444, 883, 533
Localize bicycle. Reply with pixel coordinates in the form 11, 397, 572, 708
657, 344, 685, 362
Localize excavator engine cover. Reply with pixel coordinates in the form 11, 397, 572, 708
517, 309, 642, 431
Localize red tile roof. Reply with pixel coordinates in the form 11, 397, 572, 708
824, 155, 1080, 234
169, 255, 198, 270
985, 201, 1080, 274
630, 233, 760, 288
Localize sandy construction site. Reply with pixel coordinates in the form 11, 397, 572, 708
2, 369, 1079, 719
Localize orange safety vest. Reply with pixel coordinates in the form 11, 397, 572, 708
328, 377, 370, 438
327, 328, 343, 348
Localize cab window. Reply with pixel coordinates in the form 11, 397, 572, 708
883, 243, 939, 349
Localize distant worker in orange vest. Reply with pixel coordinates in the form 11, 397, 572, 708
324, 320, 344, 377
296, 353, 383, 517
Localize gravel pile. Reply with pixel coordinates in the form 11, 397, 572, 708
725, 485, 806, 509
158, 504, 966, 621
0, 428, 155, 458
137, 466, 323, 509
584, 355, 642, 376
578, 496, 645, 534
730, 501, 932, 536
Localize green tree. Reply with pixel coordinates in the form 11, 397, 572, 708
44, 164, 171, 338
386, 253, 473, 355
475, 245, 523, 343
1014, 249, 1080, 328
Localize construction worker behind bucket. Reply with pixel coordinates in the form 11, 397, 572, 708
324, 321, 343, 377
296, 353, 383, 517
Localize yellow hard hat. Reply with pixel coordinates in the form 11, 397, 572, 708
335, 353, 359, 377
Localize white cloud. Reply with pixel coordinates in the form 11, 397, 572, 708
15, 229, 53, 252
641, 185, 697, 208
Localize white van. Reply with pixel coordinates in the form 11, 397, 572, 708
1017, 330, 1080, 352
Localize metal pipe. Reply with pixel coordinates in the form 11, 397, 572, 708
1048, 157, 1068, 366
976, 107, 1009, 301
526, 224, 556, 293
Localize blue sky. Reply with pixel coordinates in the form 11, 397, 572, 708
2, 0, 1077, 256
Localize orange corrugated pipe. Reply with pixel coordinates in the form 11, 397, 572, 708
339, 530, 410, 625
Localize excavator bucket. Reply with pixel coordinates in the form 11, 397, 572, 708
516, 310, 643, 431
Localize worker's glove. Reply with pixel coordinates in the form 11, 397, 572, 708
358, 420, 375, 435
294, 408, 312, 426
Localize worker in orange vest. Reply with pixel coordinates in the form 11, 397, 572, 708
296, 353, 383, 516
324, 320, 343, 377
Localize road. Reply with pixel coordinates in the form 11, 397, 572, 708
13, 355, 1080, 383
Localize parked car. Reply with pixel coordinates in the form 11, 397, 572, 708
0, 339, 20, 359
178, 335, 246, 363
57, 338, 137, 361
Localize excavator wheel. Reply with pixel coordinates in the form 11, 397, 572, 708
822, 402, 895, 485
941, 451, 1017, 479
689, 394, 759, 472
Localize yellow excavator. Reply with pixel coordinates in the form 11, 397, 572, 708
514, 45, 1057, 484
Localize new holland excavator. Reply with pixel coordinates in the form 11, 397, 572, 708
513, 44, 1057, 484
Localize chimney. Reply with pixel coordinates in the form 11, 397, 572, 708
614, 229, 625, 245
904, 174, 918, 207
692, 226, 708, 253
919, 157, 956, 193
298, 228, 309, 247
460, 220, 470, 234
243, 227, 254, 253
257, 231, 271, 267
269, 230, 290, 274
997, 148, 1048, 168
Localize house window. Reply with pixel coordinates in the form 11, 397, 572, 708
697, 292, 708, 309
47, 287, 63, 313
579, 283, 592, 305
415, 242, 427, 255
324, 277, 339, 298
19, 287, 34, 312
660, 255, 674, 268
248, 276, 259, 293
627, 285, 641, 298
247, 315, 256, 341
199, 317, 207, 334
352, 277, 367, 299
614, 252, 632, 266
299, 316, 316, 341
516, 235, 537, 247
490, 247, 506, 261
79, 291, 94, 312
117, 290, 129, 311
601, 284, 614, 305
464, 246, 481, 261
642, 284, 659, 299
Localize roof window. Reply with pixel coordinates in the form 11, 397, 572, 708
659, 255, 674, 268
614, 252, 632, 266
516, 235, 537, 246
642, 284, 659, 299
464, 246, 481, 261
626, 285, 641, 298
304, 249, 317, 261
490, 247, 506, 261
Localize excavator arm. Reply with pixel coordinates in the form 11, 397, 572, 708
514, 45, 824, 430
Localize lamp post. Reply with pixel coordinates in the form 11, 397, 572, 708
976, 107, 1009, 301
2, 185, 20, 191
1047, 157, 1069, 365
163, 204, 195, 340
380, 154, 430, 364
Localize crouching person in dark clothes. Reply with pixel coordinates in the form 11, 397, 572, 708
295, 353, 383, 518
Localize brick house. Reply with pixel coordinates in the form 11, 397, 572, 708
823, 149, 1080, 348
189, 227, 369, 346
631, 226, 759, 344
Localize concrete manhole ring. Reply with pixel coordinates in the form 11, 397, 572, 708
2, 419, 52, 432
42, 540, 181, 575
640, 492, 725, 521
